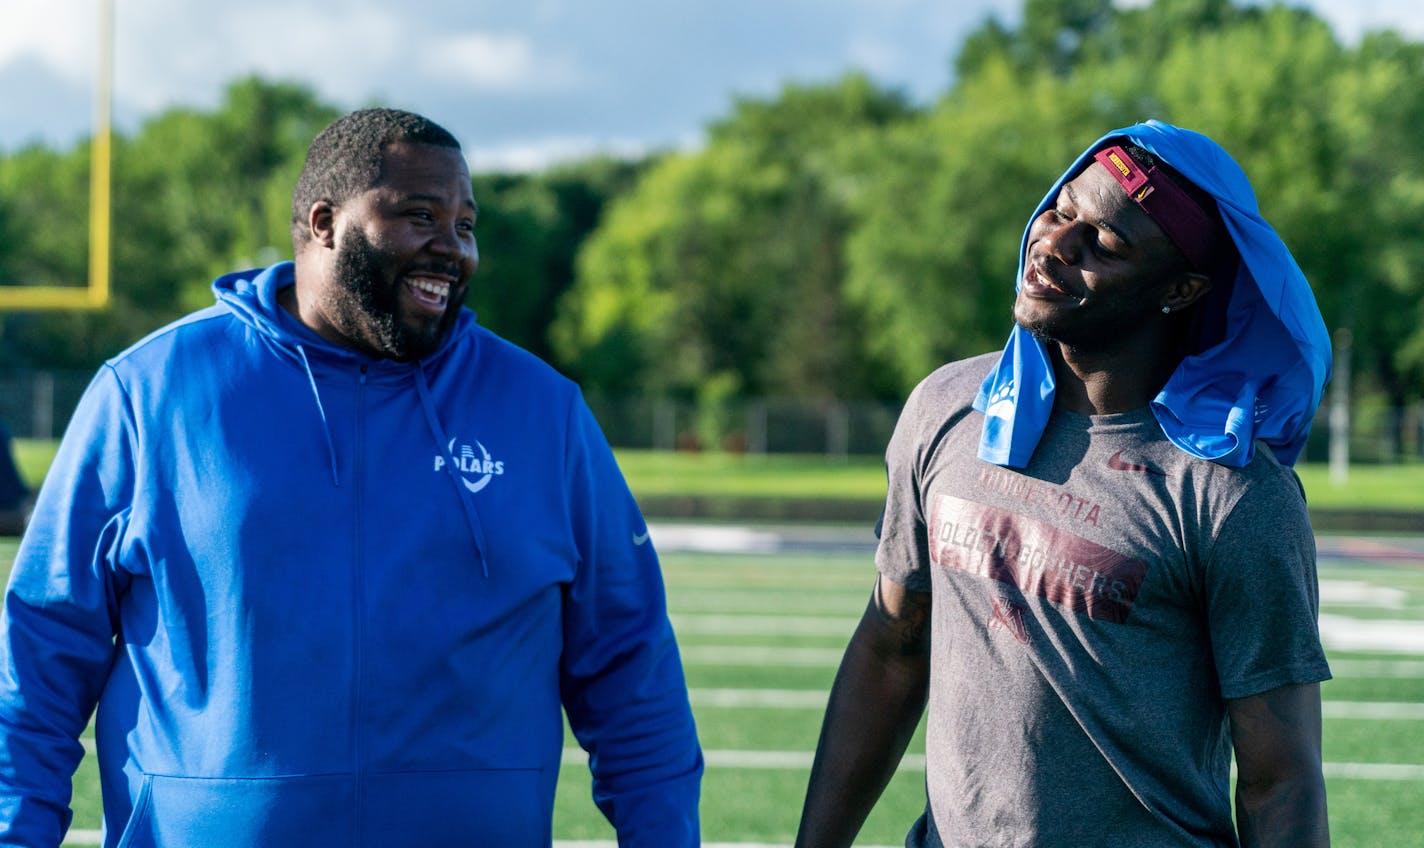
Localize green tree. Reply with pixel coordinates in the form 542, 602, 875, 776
842, 55, 1134, 395
554, 73, 914, 406
0, 78, 337, 370
116, 77, 337, 313
0, 140, 139, 368
849, 0, 1424, 422
1325, 32, 1424, 429
469, 157, 644, 362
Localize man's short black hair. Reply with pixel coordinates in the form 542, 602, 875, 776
291, 108, 462, 246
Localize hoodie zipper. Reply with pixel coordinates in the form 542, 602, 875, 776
353, 363, 368, 845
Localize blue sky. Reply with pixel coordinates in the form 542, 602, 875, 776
2, 0, 1421, 171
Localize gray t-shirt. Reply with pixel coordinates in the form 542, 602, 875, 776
877, 353, 1330, 848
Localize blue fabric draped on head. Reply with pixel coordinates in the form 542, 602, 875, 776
972, 120, 1332, 469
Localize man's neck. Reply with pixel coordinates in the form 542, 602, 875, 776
1050, 339, 1177, 416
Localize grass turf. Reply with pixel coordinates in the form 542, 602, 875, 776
0, 540, 1419, 845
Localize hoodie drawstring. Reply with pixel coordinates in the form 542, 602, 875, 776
296, 345, 341, 487
414, 365, 490, 577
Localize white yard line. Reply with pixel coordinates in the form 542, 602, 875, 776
1329, 658, 1424, 678
1324, 762, 1424, 780
670, 614, 856, 637
1319, 579, 1409, 609
691, 688, 827, 708
594, 749, 1424, 781
687, 688, 1424, 720
681, 645, 847, 666
682, 645, 1424, 672
671, 613, 1424, 657
1322, 701, 1424, 720
1319, 614, 1424, 654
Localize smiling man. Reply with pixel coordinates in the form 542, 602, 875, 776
796, 121, 1332, 848
0, 108, 702, 847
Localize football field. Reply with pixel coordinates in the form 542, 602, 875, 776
0, 528, 1420, 846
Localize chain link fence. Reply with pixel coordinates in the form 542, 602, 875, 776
2, 368, 1422, 462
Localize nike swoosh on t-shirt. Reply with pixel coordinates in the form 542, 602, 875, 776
1107, 449, 1165, 476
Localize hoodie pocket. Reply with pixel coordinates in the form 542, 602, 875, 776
112, 772, 355, 848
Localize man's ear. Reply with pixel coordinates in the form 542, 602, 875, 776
1162, 271, 1212, 313
306, 201, 337, 249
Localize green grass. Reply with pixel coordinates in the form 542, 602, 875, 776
612, 449, 889, 500
0, 538, 1421, 846
1295, 463, 1424, 510
13, 439, 1424, 510
617, 448, 1424, 511
10, 439, 54, 491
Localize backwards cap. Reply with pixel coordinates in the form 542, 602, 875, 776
972, 120, 1331, 469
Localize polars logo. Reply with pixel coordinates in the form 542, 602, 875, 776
434, 437, 505, 493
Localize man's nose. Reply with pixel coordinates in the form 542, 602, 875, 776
1038, 218, 1083, 265
427, 221, 474, 265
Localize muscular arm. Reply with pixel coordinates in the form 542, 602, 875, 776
794, 574, 932, 848
1228, 682, 1330, 848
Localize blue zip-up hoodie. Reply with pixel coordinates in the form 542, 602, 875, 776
0, 262, 702, 847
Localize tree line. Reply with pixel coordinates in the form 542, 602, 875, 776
1, 0, 1422, 447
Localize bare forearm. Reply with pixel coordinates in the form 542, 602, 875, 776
795, 579, 930, 848
1236, 776, 1330, 848
1229, 683, 1330, 848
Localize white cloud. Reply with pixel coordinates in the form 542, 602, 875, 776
6, 0, 1424, 160
105, 3, 584, 119
0, 0, 98, 86
421, 32, 580, 92
112, 4, 413, 111
464, 134, 673, 174
1305, 0, 1424, 43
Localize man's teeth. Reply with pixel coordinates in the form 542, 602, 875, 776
410, 278, 449, 299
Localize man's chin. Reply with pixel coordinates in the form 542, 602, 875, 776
1012, 305, 1056, 343
391, 314, 454, 360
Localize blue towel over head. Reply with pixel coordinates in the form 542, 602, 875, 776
973, 120, 1332, 469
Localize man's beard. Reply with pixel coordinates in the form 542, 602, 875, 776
1014, 295, 1158, 355
330, 228, 459, 361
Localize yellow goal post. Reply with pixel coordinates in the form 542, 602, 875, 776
0, 0, 112, 311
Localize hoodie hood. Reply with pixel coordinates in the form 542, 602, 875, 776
973, 120, 1331, 469
211, 261, 490, 572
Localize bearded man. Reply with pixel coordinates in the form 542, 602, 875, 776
0, 108, 702, 848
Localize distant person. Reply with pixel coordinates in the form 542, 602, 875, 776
795, 121, 1332, 847
0, 108, 701, 847
0, 419, 29, 536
